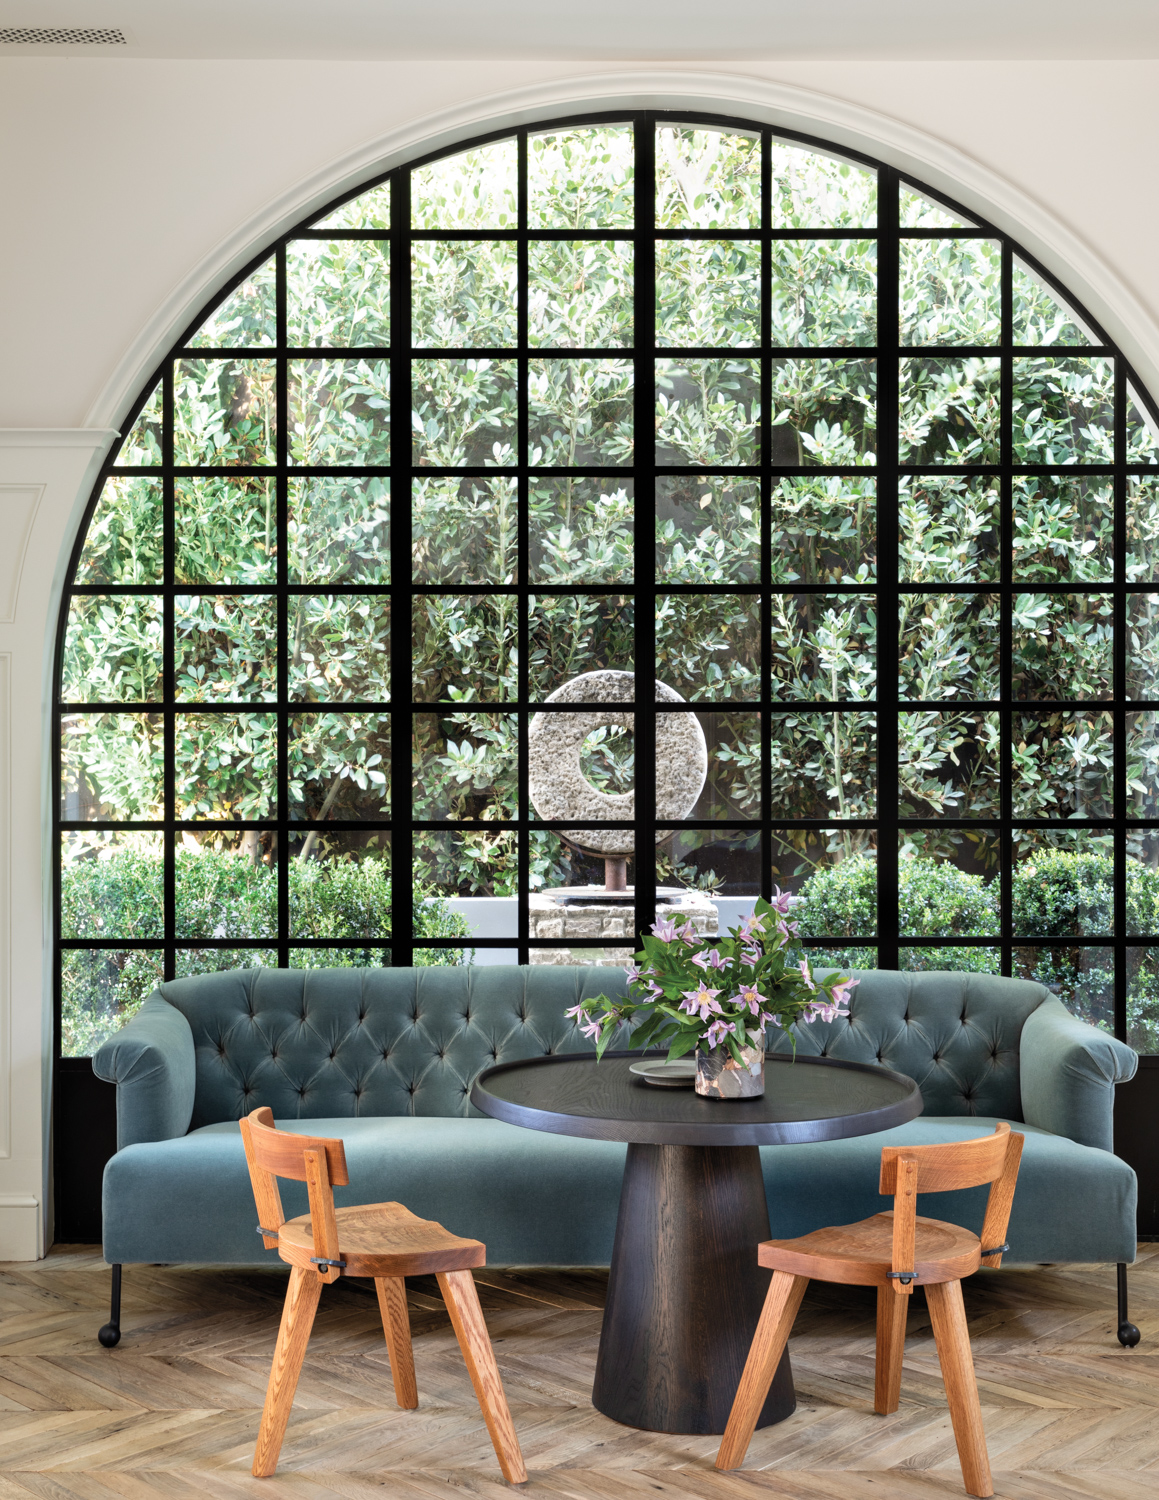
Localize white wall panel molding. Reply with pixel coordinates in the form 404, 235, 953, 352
0, 488, 43, 623
81, 67, 1159, 437
0, 653, 9, 1161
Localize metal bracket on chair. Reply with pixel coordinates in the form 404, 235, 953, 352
310, 1256, 346, 1269
256, 1226, 280, 1238
887, 1271, 915, 1285
981, 1243, 1009, 1257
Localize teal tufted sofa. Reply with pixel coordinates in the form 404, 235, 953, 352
93, 964, 1141, 1345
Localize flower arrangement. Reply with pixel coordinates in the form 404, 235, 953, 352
566, 892, 859, 1074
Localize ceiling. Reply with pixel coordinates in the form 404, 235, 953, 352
1, 1, 1157, 61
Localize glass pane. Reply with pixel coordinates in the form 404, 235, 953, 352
188, 259, 277, 348
656, 476, 760, 584
770, 594, 876, 701
62, 596, 162, 704
76, 477, 164, 585
769, 358, 877, 467
315, 181, 389, 230
899, 187, 975, 230
681, 711, 760, 820
1127, 476, 1159, 583
769, 711, 877, 818
175, 712, 278, 819
412, 711, 518, 820
1012, 259, 1094, 346
412, 239, 518, 349
656, 358, 760, 466
769, 239, 877, 348
769, 140, 876, 228
175, 594, 277, 702
899, 238, 1002, 345
117, 383, 163, 467
1011, 711, 1114, 819
656, 595, 760, 700
899, 476, 1000, 582
660, 827, 761, 895
899, 593, 999, 701
1013, 829, 1114, 937
412, 595, 517, 703
176, 947, 276, 980
416, 829, 517, 913
1014, 945, 1113, 1032
784, 833, 878, 961
899, 356, 1001, 464
60, 948, 165, 1058
527, 835, 639, 963
656, 127, 760, 229
289, 596, 390, 702
529, 240, 632, 348
656, 239, 759, 349
771, 476, 876, 584
1126, 947, 1159, 1054
175, 476, 275, 585
530, 478, 633, 584
289, 947, 394, 970
413, 477, 518, 583
1128, 592, 1159, 699
173, 359, 276, 466
900, 945, 1000, 975
898, 710, 1000, 818
412, 140, 518, 229
289, 832, 393, 938
528, 124, 634, 230
175, 830, 278, 940
1127, 711, 1159, 816
528, 594, 634, 698
289, 712, 390, 821
896, 841, 999, 941
529, 358, 633, 467
287, 239, 391, 348
1127, 385, 1159, 464
60, 830, 164, 939
1012, 476, 1114, 583
288, 477, 390, 584
61, 712, 164, 822
412, 358, 517, 467
289, 358, 390, 467
1013, 593, 1113, 700
1012, 357, 1115, 465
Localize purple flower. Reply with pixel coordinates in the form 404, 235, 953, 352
760, 1011, 783, 1029
738, 910, 768, 938
829, 976, 860, 1009
691, 947, 728, 972
679, 983, 723, 1021
650, 916, 679, 942
798, 959, 816, 992
564, 1002, 585, 1023
579, 1016, 603, 1040
676, 920, 700, 943
737, 982, 768, 1015
624, 961, 643, 984
741, 945, 762, 967
702, 1018, 736, 1050
770, 885, 796, 915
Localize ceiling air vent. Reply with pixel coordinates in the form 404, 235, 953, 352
0, 28, 127, 45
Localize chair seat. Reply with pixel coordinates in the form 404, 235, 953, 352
758, 1210, 982, 1288
278, 1200, 486, 1278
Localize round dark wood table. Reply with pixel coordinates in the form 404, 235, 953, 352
471, 1050, 922, 1436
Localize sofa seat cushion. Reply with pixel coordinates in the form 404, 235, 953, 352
764, 1117, 1137, 1266
102, 1115, 628, 1267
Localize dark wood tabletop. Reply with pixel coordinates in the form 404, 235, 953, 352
471, 1050, 923, 1146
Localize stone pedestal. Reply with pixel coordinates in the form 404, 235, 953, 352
528, 889, 718, 966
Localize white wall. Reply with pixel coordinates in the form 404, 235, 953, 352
2, 54, 1158, 1256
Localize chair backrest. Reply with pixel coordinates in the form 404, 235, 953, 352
240, 1106, 349, 1282
880, 1121, 1024, 1295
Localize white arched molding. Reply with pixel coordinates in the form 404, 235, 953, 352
82, 68, 1159, 442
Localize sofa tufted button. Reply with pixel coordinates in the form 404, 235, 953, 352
329, 1050, 336, 1060
382, 1049, 390, 1060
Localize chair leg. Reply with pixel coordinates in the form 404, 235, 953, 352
1117, 1263, 1142, 1347
874, 1284, 908, 1414
437, 1269, 528, 1485
716, 1271, 808, 1472
98, 1263, 122, 1348
252, 1265, 323, 1479
375, 1275, 418, 1409
925, 1280, 993, 1500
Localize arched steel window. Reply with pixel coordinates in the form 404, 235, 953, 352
55, 111, 1159, 1061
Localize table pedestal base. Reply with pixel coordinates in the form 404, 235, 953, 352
593, 1141, 794, 1435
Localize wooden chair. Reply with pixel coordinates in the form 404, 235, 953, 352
716, 1122, 1024, 1499
239, 1106, 527, 1484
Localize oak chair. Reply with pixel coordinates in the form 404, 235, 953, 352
716, 1121, 1024, 1499
239, 1106, 528, 1484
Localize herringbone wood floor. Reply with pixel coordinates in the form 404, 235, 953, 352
0, 1244, 1155, 1498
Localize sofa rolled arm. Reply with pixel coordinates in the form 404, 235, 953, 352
92, 992, 196, 1149
1020, 996, 1138, 1151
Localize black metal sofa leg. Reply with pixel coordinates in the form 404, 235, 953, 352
1117, 1262, 1141, 1347
98, 1263, 121, 1348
